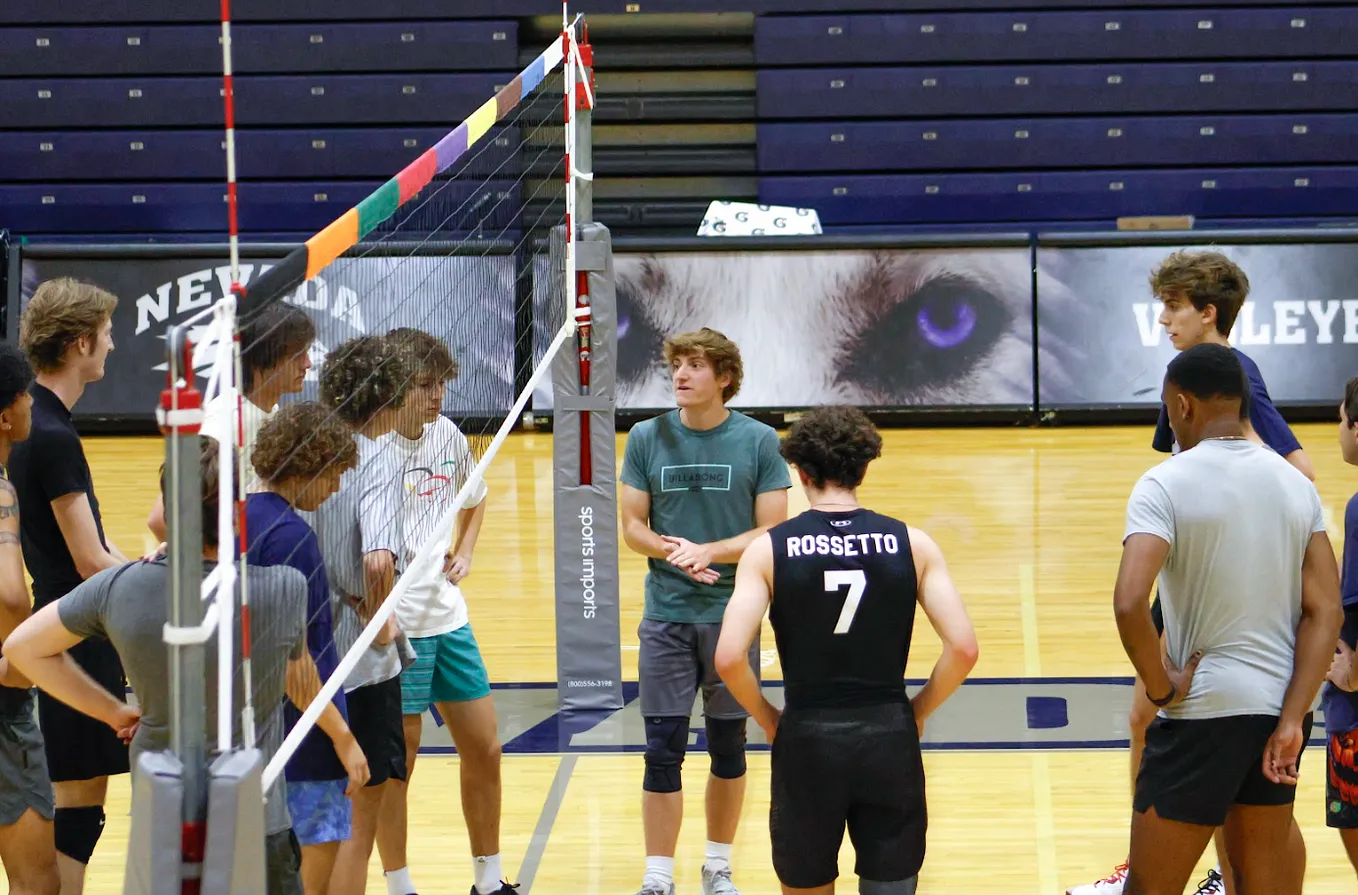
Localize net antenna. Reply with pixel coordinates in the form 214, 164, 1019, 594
218, 0, 257, 754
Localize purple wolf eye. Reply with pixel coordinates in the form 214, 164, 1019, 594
916, 299, 977, 349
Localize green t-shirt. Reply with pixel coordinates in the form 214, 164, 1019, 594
620, 409, 791, 623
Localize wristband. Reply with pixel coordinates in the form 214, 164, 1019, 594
1148, 683, 1177, 708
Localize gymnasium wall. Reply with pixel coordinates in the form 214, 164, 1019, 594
3, 1, 1358, 239
2, 1, 1356, 429
7, 229, 1356, 430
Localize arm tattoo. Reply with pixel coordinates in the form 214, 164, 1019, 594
0, 532, 19, 545
0, 480, 15, 521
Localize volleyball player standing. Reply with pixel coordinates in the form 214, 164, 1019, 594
10, 279, 129, 893
620, 329, 789, 895
715, 406, 978, 895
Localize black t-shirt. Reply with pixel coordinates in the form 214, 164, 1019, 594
9, 384, 107, 607
769, 508, 917, 711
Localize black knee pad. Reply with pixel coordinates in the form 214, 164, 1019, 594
54, 806, 106, 864
643, 716, 689, 793
860, 876, 918, 895
705, 716, 747, 780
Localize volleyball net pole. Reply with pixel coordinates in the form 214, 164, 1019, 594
551, 15, 624, 717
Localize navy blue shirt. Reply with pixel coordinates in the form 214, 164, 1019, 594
246, 492, 348, 782
1153, 348, 1301, 457
1323, 493, 1358, 734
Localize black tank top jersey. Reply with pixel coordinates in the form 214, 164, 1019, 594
769, 508, 918, 711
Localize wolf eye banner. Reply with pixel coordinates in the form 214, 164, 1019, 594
22, 236, 1356, 423
1037, 241, 1358, 409
14, 252, 517, 423
534, 246, 1051, 411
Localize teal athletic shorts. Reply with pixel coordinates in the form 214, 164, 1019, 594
400, 625, 492, 715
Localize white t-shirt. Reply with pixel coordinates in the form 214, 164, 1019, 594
1124, 438, 1327, 720
384, 417, 488, 639
201, 387, 276, 494
309, 434, 406, 691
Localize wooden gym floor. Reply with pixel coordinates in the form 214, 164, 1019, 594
63, 423, 1358, 894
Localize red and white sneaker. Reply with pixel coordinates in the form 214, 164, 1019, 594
1065, 863, 1129, 895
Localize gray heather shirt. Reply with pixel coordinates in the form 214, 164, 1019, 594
306, 433, 405, 692
1124, 439, 1327, 721
58, 558, 306, 835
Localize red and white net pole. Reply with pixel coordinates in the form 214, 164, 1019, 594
219, 0, 242, 294
219, 0, 255, 748
564, 6, 596, 486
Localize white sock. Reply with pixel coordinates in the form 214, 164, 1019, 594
473, 854, 503, 895
643, 855, 675, 889
384, 867, 415, 895
704, 841, 733, 870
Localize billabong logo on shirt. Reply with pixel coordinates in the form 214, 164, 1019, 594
660, 464, 732, 492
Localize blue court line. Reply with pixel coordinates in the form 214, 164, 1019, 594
406, 676, 1326, 756
420, 738, 1331, 755
481, 676, 1140, 690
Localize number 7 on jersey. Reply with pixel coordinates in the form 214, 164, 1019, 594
825, 569, 867, 634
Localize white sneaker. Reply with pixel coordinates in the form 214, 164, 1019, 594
631, 884, 674, 895
1191, 868, 1225, 895
1065, 862, 1129, 895
701, 863, 740, 895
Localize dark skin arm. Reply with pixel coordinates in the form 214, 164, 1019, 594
1264, 531, 1343, 784
1112, 533, 1202, 708
0, 480, 32, 688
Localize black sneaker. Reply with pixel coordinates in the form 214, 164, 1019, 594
471, 884, 519, 895
1191, 868, 1225, 895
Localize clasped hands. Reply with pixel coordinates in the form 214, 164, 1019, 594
661, 536, 720, 585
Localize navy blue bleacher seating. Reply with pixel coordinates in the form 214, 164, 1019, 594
755, 9, 1358, 65
3, 0, 554, 22
0, 127, 522, 182
1, 74, 512, 128
760, 167, 1358, 226
757, 61, 1358, 119
0, 181, 522, 234
757, 114, 1358, 172
0, 22, 517, 77
5, 1, 1358, 241
5, 0, 1337, 22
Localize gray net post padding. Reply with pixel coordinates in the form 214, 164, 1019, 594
201, 749, 268, 895
552, 221, 623, 713
123, 752, 186, 895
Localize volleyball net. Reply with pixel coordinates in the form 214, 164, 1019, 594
140, 14, 610, 891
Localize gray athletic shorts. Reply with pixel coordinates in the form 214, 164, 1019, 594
638, 619, 760, 720
0, 690, 55, 827
266, 828, 303, 895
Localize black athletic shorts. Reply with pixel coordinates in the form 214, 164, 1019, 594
38, 637, 130, 782
1134, 712, 1313, 827
346, 675, 407, 787
770, 701, 926, 889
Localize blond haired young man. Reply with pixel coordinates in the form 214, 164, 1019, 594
620, 328, 791, 895
9, 279, 128, 894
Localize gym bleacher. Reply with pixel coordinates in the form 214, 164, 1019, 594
3, 0, 1357, 241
